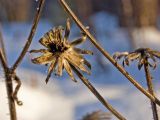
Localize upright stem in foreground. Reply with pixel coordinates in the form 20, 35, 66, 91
0, 0, 45, 120
144, 60, 159, 120
0, 51, 17, 120
59, 0, 160, 106
71, 65, 126, 120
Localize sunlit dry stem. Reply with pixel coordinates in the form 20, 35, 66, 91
71, 65, 126, 120
0, 0, 45, 120
0, 50, 7, 69
59, 0, 160, 106
144, 60, 159, 120
0, 50, 17, 120
11, 0, 45, 72
0, 25, 7, 61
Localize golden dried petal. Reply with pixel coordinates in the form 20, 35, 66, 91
113, 52, 128, 60
70, 35, 87, 46
63, 59, 77, 82
65, 54, 91, 75
46, 58, 57, 83
83, 58, 91, 70
74, 47, 93, 55
149, 50, 160, 58
39, 37, 52, 48
39, 27, 62, 48
127, 52, 140, 61
29, 49, 48, 53
31, 52, 54, 64
138, 58, 144, 70
64, 18, 71, 41
56, 57, 63, 76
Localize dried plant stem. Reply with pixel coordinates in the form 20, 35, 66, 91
59, 0, 160, 106
71, 65, 126, 120
144, 61, 159, 120
0, 1, 45, 120
0, 50, 17, 120
11, 0, 45, 72
0, 25, 7, 60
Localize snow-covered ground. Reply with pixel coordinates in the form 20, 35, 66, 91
1, 12, 160, 120
0, 68, 160, 120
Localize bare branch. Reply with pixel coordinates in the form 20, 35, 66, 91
144, 60, 159, 120
0, 25, 7, 61
0, 50, 17, 120
71, 65, 126, 120
59, 0, 160, 106
11, 0, 45, 72
0, 50, 8, 70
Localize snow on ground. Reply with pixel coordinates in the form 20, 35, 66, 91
0, 68, 160, 120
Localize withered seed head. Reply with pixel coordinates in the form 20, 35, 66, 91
113, 48, 160, 70
30, 18, 93, 83
82, 110, 111, 120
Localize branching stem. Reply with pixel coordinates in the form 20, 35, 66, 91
0, 50, 17, 120
59, 0, 160, 106
0, 0, 45, 120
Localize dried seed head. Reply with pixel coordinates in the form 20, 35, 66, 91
113, 48, 160, 70
30, 19, 93, 83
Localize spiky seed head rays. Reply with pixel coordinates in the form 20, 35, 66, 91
30, 19, 93, 83
113, 48, 160, 70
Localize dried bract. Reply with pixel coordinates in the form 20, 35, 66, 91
30, 18, 93, 83
82, 110, 111, 120
113, 48, 160, 70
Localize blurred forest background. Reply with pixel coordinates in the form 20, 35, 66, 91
1, 0, 160, 119
1, 0, 160, 64
0, 0, 159, 27
1, 0, 160, 70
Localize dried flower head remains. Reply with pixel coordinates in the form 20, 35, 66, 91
82, 110, 111, 120
113, 48, 160, 70
30, 18, 93, 83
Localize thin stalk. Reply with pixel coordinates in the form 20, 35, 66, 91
0, 25, 7, 61
0, 50, 17, 120
71, 65, 126, 120
11, 0, 45, 72
144, 61, 159, 120
59, 0, 160, 106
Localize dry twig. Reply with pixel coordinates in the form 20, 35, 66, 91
0, 50, 17, 120
144, 60, 159, 120
0, 0, 45, 120
71, 65, 126, 120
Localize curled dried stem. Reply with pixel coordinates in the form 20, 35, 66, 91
59, 0, 160, 106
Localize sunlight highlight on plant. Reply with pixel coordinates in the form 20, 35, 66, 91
30, 18, 93, 83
